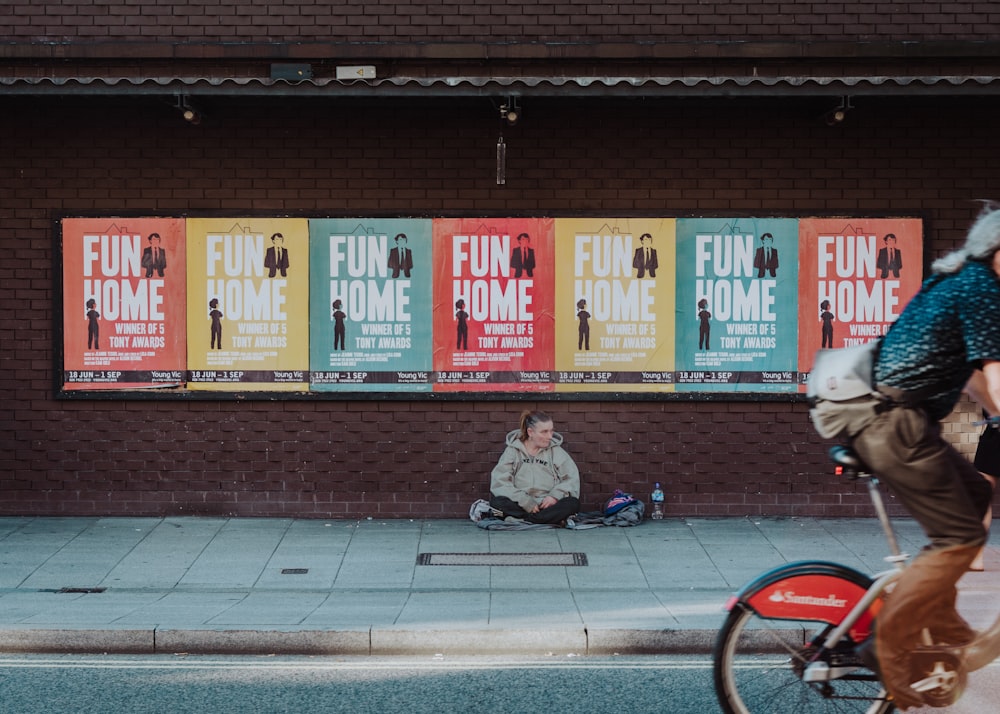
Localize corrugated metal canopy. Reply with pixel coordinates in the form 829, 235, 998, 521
2, 74, 999, 97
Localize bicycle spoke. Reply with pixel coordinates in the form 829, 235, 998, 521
714, 603, 894, 714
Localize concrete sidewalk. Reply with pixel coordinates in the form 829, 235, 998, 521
0, 515, 997, 656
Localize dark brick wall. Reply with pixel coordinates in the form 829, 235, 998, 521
1, 92, 999, 519
3, 1, 1000, 43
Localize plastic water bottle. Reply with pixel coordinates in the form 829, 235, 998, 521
650, 482, 664, 520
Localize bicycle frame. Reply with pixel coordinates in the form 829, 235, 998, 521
806, 473, 904, 681
802, 568, 897, 683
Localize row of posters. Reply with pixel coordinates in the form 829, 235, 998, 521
61, 216, 923, 394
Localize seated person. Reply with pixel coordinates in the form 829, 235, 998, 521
489, 409, 581, 524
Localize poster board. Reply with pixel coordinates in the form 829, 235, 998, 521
58, 214, 924, 397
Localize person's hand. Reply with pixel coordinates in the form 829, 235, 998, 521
539, 496, 558, 510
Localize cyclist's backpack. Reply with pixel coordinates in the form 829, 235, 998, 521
806, 338, 884, 439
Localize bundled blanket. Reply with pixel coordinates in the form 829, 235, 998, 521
472, 499, 645, 530
565, 500, 645, 529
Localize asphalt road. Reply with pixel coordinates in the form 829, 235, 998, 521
1, 654, 998, 713
1, 654, 718, 713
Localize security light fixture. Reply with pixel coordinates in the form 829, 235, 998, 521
824, 96, 854, 125
174, 95, 202, 125
500, 97, 520, 126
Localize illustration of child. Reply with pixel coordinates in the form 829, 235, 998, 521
576, 298, 591, 350
455, 298, 469, 351
332, 299, 347, 351
698, 298, 711, 350
209, 298, 223, 350
86, 298, 100, 349
820, 299, 835, 348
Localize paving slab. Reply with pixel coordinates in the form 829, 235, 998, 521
0, 515, 996, 656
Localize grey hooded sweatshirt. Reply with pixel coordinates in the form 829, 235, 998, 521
489, 429, 581, 511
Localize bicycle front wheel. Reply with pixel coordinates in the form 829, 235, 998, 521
713, 600, 894, 714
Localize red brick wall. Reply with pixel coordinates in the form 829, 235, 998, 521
3, 1, 999, 43
1, 92, 999, 519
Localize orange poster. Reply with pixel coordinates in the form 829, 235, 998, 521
61, 217, 187, 390
797, 217, 923, 389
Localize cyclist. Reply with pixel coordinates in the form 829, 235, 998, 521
848, 203, 1000, 709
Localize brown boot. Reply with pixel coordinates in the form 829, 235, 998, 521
875, 544, 980, 710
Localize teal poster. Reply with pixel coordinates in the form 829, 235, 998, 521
309, 218, 433, 391
674, 218, 799, 392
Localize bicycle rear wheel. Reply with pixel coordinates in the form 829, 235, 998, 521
713, 600, 894, 713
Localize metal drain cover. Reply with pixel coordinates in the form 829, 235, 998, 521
417, 552, 587, 566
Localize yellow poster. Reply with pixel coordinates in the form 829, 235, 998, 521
185, 218, 310, 390
554, 218, 676, 392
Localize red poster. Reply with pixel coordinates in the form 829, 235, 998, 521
432, 218, 555, 392
797, 217, 923, 389
62, 218, 187, 390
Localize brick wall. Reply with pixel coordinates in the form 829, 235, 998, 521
1, 92, 999, 519
4, 1, 1000, 43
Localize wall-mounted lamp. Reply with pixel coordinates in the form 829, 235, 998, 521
174, 95, 202, 125
500, 97, 520, 126
824, 96, 854, 126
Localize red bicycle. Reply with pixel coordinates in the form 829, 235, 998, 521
713, 445, 1000, 713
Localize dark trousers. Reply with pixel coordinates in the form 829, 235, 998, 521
490, 495, 580, 524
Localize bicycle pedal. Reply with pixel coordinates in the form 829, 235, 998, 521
909, 647, 965, 708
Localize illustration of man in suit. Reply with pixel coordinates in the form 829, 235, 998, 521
387, 232, 413, 278
510, 232, 536, 278
264, 232, 290, 278
753, 232, 779, 278
876, 233, 902, 279
141, 232, 167, 278
632, 233, 658, 278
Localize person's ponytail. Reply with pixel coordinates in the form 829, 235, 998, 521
518, 409, 551, 441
